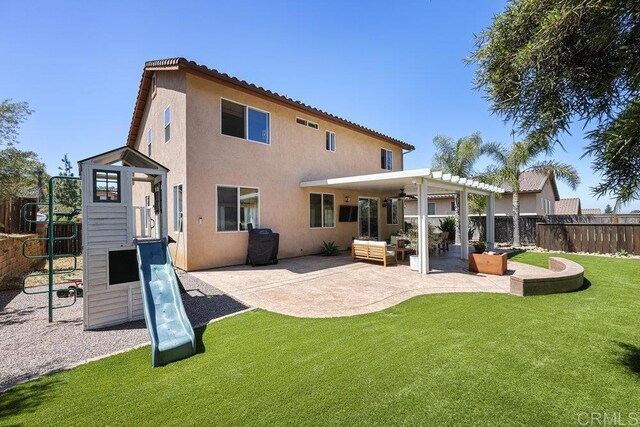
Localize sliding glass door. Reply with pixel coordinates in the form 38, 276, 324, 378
358, 197, 379, 240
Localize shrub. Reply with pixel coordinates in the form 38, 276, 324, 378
320, 241, 339, 256
437, 217, 456, 240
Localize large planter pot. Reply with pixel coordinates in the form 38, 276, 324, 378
409, 255, 419, 271
468, 252, 507, 276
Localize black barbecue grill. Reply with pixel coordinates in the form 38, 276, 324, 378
246, 224, 279, 266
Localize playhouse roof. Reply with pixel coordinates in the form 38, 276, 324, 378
78, 146, 169, 172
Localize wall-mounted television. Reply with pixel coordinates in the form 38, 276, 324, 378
339, 205, 358, 222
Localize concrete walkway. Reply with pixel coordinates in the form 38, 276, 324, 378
191, 250, 549, 318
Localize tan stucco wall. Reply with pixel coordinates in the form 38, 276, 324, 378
404, 198, 455, 217
132, 71, 188, 269
172, 71, 404, 270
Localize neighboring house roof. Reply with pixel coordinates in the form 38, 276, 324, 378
582, 208, 602, 215
126, 57, 415, 151
501, 170, 560, 200
554, 198, 581, 215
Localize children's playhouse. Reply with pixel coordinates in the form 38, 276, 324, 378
23, 146, 195, 366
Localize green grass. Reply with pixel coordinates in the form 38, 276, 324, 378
2, 252, 639, 426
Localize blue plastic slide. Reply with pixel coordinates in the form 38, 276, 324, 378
135, 239, 196, 367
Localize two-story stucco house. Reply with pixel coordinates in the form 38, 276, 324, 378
127, 58, 415, 271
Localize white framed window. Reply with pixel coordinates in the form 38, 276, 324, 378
164, 106, 171, 143
309, 193, 335, 228
93, 170, 121, 203
216, 185, 260, 232
381, 148, 393, 170
386, 199, 399, 225
173, 184, 183, 232
296, 117, 318, 129
325, 131, 336, 152
151, 73, 157, 98
428, 202, 436, 215
147, 128, 152, 157
221, 99, 270, 144
450, 201, 456, 212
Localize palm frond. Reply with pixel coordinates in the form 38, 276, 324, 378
527, 160, 580, 190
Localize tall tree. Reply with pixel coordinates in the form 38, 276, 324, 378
604, 204, 614, 214
483, 141, 580, 247
54, 154, 80, 210
432, 132, 484, 244
469, 0, 640, 208
0, 148, 47, 201
0, 99, 33, 146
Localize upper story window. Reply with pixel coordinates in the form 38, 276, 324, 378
147, 128, 152, 157
164, 106, 171, 143
428, 202, 436, 216
325, 131, 336, 152
309, 193, 335, 228
221, 99, 270, 144
450, 201, 455, 212
296, 118, 319, 129
151, 73, 157, 98
381, 148, 393, 170
93, 170, 121, 203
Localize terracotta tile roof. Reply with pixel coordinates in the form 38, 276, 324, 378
554, 198, 581, 215
582, 208, 602, 215
501, 170, 560, 200
127, 58, 415, 151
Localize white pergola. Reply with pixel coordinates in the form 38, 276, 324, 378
300, 168, 505, 274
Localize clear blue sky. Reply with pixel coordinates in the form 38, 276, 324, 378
1, 0, 635, 212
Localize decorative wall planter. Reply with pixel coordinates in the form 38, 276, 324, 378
468, 252, 507, 276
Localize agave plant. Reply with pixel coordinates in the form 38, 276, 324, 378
320, 241, 339, 256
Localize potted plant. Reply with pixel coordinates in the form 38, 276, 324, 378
473, 241, 486, 254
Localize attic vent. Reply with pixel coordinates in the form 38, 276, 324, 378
296, 118, 318, 129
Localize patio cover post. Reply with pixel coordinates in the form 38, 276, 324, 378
460, 189, 469, 260
417, 178, 429, 274
487, 193, 496, 251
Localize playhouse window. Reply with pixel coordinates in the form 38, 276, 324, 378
93, 170, 121, 203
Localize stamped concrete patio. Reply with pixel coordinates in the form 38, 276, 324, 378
191, 248, 550, 318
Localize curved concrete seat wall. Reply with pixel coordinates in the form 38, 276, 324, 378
510, 257, 585, 296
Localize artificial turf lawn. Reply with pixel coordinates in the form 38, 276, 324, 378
1, 252, 639, 426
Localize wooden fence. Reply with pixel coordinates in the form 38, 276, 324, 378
537, 223, 640, 255
0, 197, 37, 234
36, 222, 83, 255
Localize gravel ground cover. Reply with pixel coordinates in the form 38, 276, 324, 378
0, 271, 248, 391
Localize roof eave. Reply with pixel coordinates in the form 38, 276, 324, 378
126, 58, 415, 151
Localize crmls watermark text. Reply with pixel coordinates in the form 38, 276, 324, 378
577, 412, 639, 426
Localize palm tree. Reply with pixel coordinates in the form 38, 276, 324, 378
482, 141, 580, 247
432, 132, 484, 244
